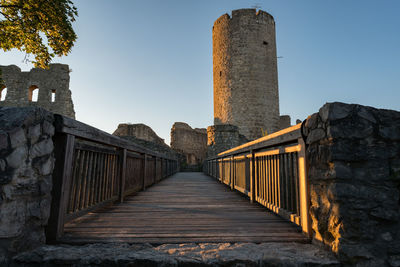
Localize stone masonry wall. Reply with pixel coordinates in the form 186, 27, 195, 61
113, 123, 166, 146
0, 107, 55, 265
170, 122, 207, 170
206, 124, 248, 157
0, 64, 75, 118
213, 9, 280, 140
303, 102, 400, 266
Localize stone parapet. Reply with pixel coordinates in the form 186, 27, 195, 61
0, 107, 55, 265
303, 102, 400, 266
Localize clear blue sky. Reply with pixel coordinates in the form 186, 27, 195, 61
1, 0, 399, 145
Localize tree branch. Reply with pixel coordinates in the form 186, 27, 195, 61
0, 5, 23, 9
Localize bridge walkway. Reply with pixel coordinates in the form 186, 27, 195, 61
61, 172, 309, 244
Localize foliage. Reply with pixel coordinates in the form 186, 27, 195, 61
0, 0, 78, 68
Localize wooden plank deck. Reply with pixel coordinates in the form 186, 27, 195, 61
62, 172, 310, 244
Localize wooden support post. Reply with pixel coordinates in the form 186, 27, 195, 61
250, 150, 255, 203
142, 154, 147, 191
230, 156, 234, 190
119, 148, 127, 203
154, 156, 157, 183
161, 158, 164, 179
46, 134, 75, 243
298, 138, 311, 237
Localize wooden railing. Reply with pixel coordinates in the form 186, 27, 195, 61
46, 115, 178, 242
204, 124, 311, 236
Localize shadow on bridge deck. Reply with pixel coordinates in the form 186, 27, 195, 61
61, 172, 310, 244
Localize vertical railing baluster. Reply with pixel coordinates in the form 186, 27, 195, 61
75, 150, 87, 212
83, 151, 93, 209
292, 153, 298, 214
119, 149, 127, 202
90, 153, 98, 206
142, 154, 147, 190
68, 149, 80, 213
269, 155, 273, 205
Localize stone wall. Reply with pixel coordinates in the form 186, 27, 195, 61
0, 64, 75, 118
206, 124, 248, 157
303, 102, 400, 266
0, 107, 55, 265
113, 123, 166, 146
113, 123, 181, 160
278, 115, 291, 131
213, 9, 280, 140
170, 122, 207, 170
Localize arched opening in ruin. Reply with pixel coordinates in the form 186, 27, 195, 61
0, 85, 7, 101
28, 85, 39, 102
51, 90, 56, 102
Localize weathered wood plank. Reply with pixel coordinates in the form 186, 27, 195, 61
63, 172, 309, 244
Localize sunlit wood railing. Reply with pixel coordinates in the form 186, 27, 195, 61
47, 115, 178, 242
204, 124, 311, 236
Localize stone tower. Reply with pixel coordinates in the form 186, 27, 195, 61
213, 9, 280, 140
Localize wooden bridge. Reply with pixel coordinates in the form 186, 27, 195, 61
46, 115, 311, 244
61, 172, 308, 244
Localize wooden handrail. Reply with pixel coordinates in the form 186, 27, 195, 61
47, 115, 178, 243
54, 114, 177, 161
204, 123, 311, 237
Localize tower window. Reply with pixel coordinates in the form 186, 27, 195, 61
28, 85, 39, 102
0, 85, 7, 101
263, 41, 268, 45
51, 90, 56, 102
220, 71, 222, 77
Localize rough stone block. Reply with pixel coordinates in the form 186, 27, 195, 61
0, 200, 26, 238
319, 102, 353, 122
42, 120, 55, 137
29, 139, 53, 159
32, 156, 54, 176
27, 124, 41, 144
0, 159, 6, 172
6, 146, 27, 169
0, 131, 8, 151
9, 128, 26, 149
306, 128, 326, 144
27, 201, 41, 219
39, 176, 52, 196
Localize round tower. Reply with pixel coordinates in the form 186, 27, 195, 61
213, 9, 280, 140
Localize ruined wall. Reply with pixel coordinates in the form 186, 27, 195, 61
113, 123, 180, 160
0, 64, 75, 118
303, 102, 400, 266
0, 107, 55, 265
170, 122, 207, 170
113, 123, 166, 146
213, 9, 280, 140
207, 124, 248, 157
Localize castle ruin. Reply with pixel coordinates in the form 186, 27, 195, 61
170, 122, 207, 171
0, 64, 75, 118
